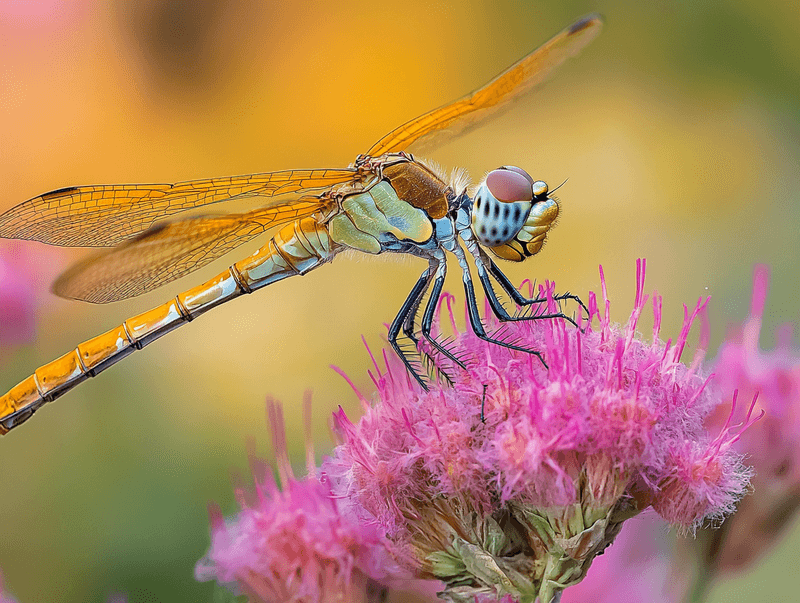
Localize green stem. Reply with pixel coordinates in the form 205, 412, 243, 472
686, 562, 713, 603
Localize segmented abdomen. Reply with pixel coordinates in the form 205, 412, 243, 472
0, 217, 338, 434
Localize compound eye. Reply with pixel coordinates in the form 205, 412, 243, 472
486, 168, 533, 203
532, 180, 548, 197
471, 178, 533, 248
500, 165, 535, 186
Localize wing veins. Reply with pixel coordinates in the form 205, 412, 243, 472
52, 196, 333, 303
0, 168, 356, 247
367, 14, 603, 155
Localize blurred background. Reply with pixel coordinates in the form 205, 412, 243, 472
0, 0, 798, 601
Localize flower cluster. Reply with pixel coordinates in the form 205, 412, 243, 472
195, 260, 761, 603
196, 399, 406, 603
322, 260, 756, 603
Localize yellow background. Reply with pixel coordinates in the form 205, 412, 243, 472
1, 1, 798, 601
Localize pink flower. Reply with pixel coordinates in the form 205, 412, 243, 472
0, 242, 40, 346
0, 0, 89, 33
0, 571, 18, 603
561, 513, 676, 603
324, 260, 755, 603
651, 390, 760, 528
196, 399, 406, 603
713, 265, 800, 484
685, 265, 800, 580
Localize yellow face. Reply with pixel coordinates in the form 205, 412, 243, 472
471, 167, 559, 262
489, 197, 559, 261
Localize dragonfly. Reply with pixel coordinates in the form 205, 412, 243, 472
0, 14, 602, 435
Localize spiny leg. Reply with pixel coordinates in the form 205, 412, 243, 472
477, 262, 580, 329
483, 250, 589, 318
393, 257, 464, 386
397, 259, 458, 383
464, 277, 548, 367
468, 244, 584, 328
419, 255, 467, 375
402, 305, 420, 345
452, 243, 548, 367
402, 267, 433, 345
389, 266, 433, 390
466, 241, 576, 326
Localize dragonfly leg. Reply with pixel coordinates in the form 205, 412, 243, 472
477, 262, 580, 329
481, 383, 488, 423
466, 244, 584, 329
402, 269, 431, 345
389, 266, 435, 390
484, 251, 588, 319
452, 243, 548, 367
419, 257, 467, 372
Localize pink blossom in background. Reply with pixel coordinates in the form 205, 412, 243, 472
0, 0, 90, 33
324, 260, 756, 603
0, 242, 40, 346
0, 571, 18, 603
196, 399, 411, 603
0, 241, 64, 350
713, 265, 800, 487
561, 513, 676, 603
688, 265, 800, 579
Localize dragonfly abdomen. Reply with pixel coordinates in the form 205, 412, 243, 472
234, 216, 336, 289
0, 217, 338, 434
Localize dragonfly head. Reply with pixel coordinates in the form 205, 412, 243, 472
471, 166, 560, 262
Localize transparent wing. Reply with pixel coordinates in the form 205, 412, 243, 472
0, 168, 357, 247
367, 14, 603, 156
52, 195, 332, 304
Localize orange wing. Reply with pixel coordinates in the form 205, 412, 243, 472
52, 195, 332, 304
0, 168, 357, 247
367, 14, 603, 156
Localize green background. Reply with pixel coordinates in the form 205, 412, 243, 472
1, 0, 798, 601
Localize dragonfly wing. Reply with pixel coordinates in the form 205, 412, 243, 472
0, 168, 357, 247
367, 14, 603, 156
53, 195, 332, 303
